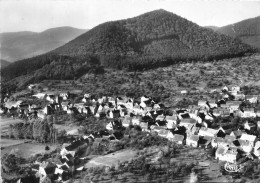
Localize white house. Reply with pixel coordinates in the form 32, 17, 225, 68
186, 135, 199, 147
238, 139, 253, 153
106, 121, 114, 131
240, 133, 256, 147
156, 115, 165, 122
168, 134, 184, 144
198, 100, 208, 109
246, 95, 258, 103
215, 146, 238, 163
198, 127, 219, 137
241, 108, 256, 118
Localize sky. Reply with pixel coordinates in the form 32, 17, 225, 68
1, 0, 260, 33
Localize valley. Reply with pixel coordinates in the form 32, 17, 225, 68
1, 7, 260, 183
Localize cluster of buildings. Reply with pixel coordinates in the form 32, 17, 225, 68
2, 84, 260, 183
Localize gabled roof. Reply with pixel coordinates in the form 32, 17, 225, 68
187, 135, 199, 142
165, 115, 177, 121
171, 134, 184, 141
158, 129, 169, 136
240, 133, 256, 142
180, 118, 196, 124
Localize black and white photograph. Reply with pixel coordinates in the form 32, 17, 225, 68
1, 0, 260, 182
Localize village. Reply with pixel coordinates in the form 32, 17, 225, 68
1, 82, 260, 183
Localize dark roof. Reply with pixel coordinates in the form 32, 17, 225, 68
65, 154, 73, 159
60, 165, 69, 170
65, 140, 82, 151
45, 166, 56, 175
20, 176, 38, 183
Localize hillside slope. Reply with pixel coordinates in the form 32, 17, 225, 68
216, 16, 260, 48
0, 59, 11, 69
1, 9, 255, 88
0, 27, 87, 62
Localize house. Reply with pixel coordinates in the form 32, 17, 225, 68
180, 90, 187, 94
231, 86, 240, 93
198, 100, 208, 109
207, 100, 217, 108
240, 133, 256, 146
151, 125, 166, 133
230, 130, 244, 139
179, 118, 196, 129
106, 121, 115, 131
121, 116, 132, 127
40, 176, 51, 183
46, 94, 56, 103
226, 101, 241, 111
245, 95, 258, 103
186, 135, 199, 147
198, 127, 219, 137
254, 141, 260, 158
132, 116, 141, 125
108, 97, 116, 105
234, 94, 245, 101
4, 100, 23, 109
165, 115, 177, 129
139, 122, 149, 132
222, 86, 229, 92
215, 146, 238, 163
244, 121, 256, 131
141, 96, 151, 102
17, 176, 38, 183
33, 93, 47, 99
38, 161, 56, 178
37, 111, 46, 120
212, 109, 222, 117
132, 104, 143, 115
168, 134, 184, 144
256, 110, 260, 117
237, 139, 253, 153
241, 108, 256, 118
156, 115, 165, 122
157, 129, 169, 138
165, 115, 177, 124
220, 109, 230, 117
199, 136, 212, 148
211, 137, 235, 148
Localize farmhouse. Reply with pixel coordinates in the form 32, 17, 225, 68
215, 146, 238, 163
186, 135, 199, 147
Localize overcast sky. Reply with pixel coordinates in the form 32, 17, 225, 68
1, 0, 260, 33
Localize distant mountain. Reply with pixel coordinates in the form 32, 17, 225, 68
1, 9, 255, 89
204, 26, 219, 31
0, 59, 11, 69
215, 16, 260, 48
0, 27, 87, 62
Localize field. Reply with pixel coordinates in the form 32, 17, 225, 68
85, 150, 137, 168
0, 117, 24, 136
0, 138, 29, 148
1, 143, 58, 158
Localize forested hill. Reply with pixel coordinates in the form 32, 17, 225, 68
1, 9, 256, 85
54, 9, 252, 58
0, 27, 87, 62
216, 16, 260, 48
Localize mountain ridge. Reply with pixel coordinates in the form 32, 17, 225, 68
1, 9, 256, 91
0, 26, 87, 62
208, 16, 260, 48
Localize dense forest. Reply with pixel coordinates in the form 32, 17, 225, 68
1, 9, 257, 87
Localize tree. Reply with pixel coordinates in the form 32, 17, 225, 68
1, 153, 21, 173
